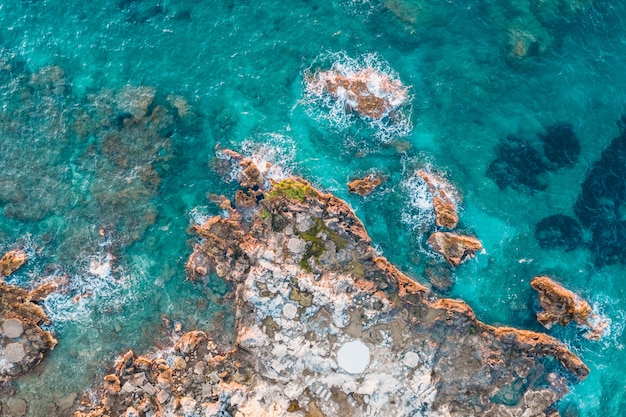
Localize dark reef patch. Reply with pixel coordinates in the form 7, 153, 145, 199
535, 214, 584, 252
486, 134, 549, 194
574, 123, 626, 265
539, 123, 580, 169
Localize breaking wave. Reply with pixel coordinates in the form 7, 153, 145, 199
302, 51, 413, 142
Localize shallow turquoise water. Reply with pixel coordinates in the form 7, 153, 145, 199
0, 0, 625, 415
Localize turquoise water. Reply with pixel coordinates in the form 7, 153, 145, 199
0, 0, 624, 415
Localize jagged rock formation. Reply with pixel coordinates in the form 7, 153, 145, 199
0, 250, 27, 277
73, 155, 588, 417
0, 251, 63, 384
347, 174, 382, 196
427, 232, 483, 267
531, 276, 607, 340
417, 170, 459, 229
305, 68, 408, 119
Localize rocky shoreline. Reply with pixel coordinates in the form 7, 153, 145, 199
71, 153, 588, 417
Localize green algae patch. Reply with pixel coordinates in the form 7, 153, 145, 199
297, 218, 347, 272
266, 178, 316, 203
259, 208, 272, 220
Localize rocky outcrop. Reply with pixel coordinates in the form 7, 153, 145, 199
531, 276, 607, 340
417, 170, 459, 229
0, 250, 27, 277
0, 249, 64, 385
347, 174, 382, 196
0, 276, 64, 384
427, 231, 483, 267
305, 68, 408, 119
73, 155, 587, 417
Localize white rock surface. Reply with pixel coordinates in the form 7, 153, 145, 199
282, 303, 298, 319
337, 340, 370, 374
3, 319, 24, 338
5, 343, 25, 363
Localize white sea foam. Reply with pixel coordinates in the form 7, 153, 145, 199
400, 171, 436, 235
241, 133, 296, 182
302, 51, 413, 142
43, 252, 137, 325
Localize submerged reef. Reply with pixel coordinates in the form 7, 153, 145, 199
74, 153, 587, 417
0, 56, 191, 264
539, 123, 580, 169
534, 214, 584, 252
574, 121, 626, 265
487, 123, 580, 194
487, 134, 550, 194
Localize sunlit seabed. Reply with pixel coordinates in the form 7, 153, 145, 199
0, 0, 624, 415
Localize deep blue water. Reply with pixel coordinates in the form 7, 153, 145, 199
0, 0, 624, 415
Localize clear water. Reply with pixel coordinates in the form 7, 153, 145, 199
0, 0, 624, 415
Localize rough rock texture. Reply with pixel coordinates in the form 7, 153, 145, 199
347, 174, 382, 196
0, 277, 63, 383
417, 170, 459, 229
427, 232, 483, 267
531, 276, 607, 340
305, 68, 408, 119
0, 250, 27, 277
73, 157, 588, 417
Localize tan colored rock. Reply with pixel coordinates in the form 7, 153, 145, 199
172, 356, 187, 371
306, 68, 408, 119
238, 158, 264, 189
417, 170, 459, 229
174, 331, 207, 355
347, 174, 382, 196
6, 397, 27, 417
0, 250, 27, 277
104, 374, 121, 394
531, 276, 607, 340
427, 232, 483, 266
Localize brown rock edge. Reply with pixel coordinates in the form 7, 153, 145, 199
531, 276, 607, 341
73, 156, 588, 417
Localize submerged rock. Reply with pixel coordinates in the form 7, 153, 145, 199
535, 214, 584, 252
487, 134, 550, 194
539, 123, 580, 169
347, 174, 382, 196
574, 122, 626, 265
427, 231, 483, 267
531, 276, 607, 340
74, 154, 588, 417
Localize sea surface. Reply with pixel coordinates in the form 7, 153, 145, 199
0, 0, 624, 415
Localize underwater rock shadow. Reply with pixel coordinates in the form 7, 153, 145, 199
486, 134, 550, 194
487, 123, 581, 195
539, 123, 580, 169
574, 121, 626, 265
534, 214, 584, 252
